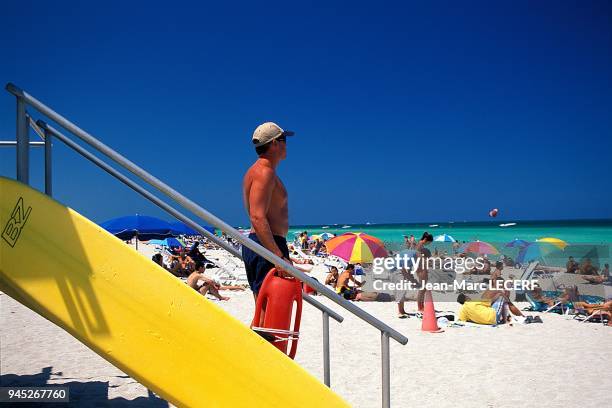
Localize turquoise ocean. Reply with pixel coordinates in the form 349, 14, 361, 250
287, 219, 612, 267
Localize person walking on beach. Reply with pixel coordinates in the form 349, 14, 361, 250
242, 122, 295, 305
415, 232, 433, 311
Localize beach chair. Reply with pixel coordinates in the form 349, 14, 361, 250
524, 291, 566, 314
573, 308, 610, 325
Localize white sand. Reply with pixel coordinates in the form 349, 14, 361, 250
2, 246, 611, 407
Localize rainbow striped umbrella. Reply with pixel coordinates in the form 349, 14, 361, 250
460, 240, 499, 255
324, 232, 388, 263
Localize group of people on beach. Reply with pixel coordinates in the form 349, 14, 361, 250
151, 242, 245, 301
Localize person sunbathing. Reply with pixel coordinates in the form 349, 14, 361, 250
530, 286, 556, 307
187, 261, 229, 301
572, 300, 612, 313
579, 258, 598, 275
566, 256, 579, 273
582, 263, 610, 284
336, 264, 364, 300
325, 266, 339, 289
572, 300, 612, 326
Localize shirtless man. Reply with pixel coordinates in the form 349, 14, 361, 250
242, 122, 294, 300
187, 261, 229, 301
336, 264, 363, 299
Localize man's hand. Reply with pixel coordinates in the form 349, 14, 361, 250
274, 256, 293, 278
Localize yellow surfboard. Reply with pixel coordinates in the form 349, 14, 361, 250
0, 177, 347, 407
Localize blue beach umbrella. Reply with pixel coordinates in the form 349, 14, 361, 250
149, 237, 184, 248
516, 242, 560, 264
505, 238, 530, 248
433, 234, 456, 242
100, 215, 174, 241
319, 232, 335, 240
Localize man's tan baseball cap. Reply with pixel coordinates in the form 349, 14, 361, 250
252, 122, 295, 147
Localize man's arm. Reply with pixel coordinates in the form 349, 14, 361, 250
248, 167, 288, 266
349, 275, 363, 287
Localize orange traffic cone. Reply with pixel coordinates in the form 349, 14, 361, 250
421, 290, 444, 333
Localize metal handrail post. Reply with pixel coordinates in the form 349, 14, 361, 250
16, 97, 29, 184
323, 311, 331, 386
381, 331, 390, 408
44, 127, 52, 196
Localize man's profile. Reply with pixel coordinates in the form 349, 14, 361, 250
242, 122, 295, 301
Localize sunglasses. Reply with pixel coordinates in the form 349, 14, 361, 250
276, 135, 287, 143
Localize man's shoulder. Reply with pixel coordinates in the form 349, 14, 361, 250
248, 162, 276, 178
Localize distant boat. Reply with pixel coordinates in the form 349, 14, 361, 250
429, 224, 439, 228
500, 223, 517, 227
322, 226, 330, 229
341, 225, 351, 229
366, 222, 371, 225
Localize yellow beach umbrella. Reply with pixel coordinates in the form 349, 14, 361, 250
537, 237, 568, 250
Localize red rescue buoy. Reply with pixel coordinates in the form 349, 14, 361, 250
252, 268, 302, 359
489, 208, 499, 217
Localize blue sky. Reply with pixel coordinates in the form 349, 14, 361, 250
1, 1, 611, 226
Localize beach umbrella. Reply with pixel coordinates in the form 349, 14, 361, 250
537, 237, 568, 250
516, 242, 560, 264
100, 215, 175, 249
148, 237, 185, 248
319, 232, 335, 240
433, 234, 456, 242
460, 241, 499, 255
324, 232, 387, 263
505, 238, 530, 248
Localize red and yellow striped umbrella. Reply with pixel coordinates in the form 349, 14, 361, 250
324, 232, 388, 263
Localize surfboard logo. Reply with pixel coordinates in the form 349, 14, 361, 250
2, 197, 32, 248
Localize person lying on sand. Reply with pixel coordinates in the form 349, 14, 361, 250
582, 263, 610, 284
187, 261, 229, 301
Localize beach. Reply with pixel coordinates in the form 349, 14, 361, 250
2, 244, 611, 407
